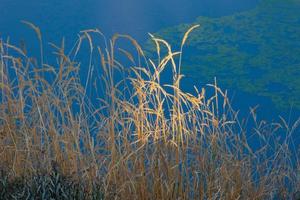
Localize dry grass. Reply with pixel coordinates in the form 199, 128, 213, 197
0, 24, 299, 200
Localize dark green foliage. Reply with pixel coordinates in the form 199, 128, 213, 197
0, 170, 104, 200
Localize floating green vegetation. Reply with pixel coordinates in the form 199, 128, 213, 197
150, 0, 300, 110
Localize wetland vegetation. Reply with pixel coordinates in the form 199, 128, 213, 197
1, 0, 300, 199
0, 24, 299, 199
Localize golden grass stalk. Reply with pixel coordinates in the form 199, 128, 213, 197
0, 23, 299, 199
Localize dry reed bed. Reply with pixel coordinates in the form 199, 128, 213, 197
0, 24, 299, 199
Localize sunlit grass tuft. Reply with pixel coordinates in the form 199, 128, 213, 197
0, 24, 299, 199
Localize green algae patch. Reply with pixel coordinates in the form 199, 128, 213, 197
149, 0, 300, 110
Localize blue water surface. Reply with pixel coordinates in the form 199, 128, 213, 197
1, 0, 260, 43
1, 0, 299, 123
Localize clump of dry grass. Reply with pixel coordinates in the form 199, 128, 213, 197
0, 24, 299, 199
